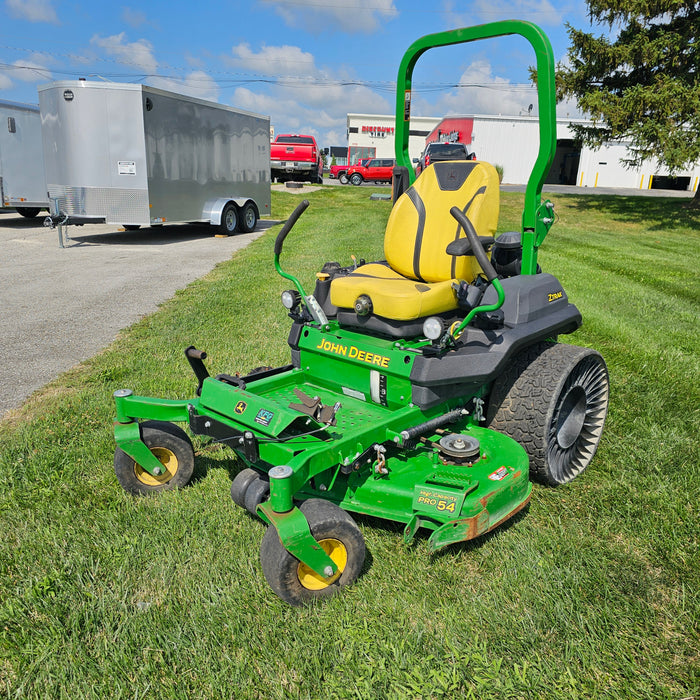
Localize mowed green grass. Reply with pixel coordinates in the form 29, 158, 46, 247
1, 185, 698, 699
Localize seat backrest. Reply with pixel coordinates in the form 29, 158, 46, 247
384, 161, 500, 283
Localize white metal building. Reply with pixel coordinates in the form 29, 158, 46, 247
346, 113, 700, 192
346, 113, 440, 164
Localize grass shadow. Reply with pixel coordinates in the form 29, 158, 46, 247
560, 193, 699, 231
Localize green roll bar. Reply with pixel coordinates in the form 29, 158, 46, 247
394, 20, 557, 275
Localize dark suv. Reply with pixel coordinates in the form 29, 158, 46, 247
414, 142, 475, 175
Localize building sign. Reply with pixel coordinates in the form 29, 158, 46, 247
361, 125, 395, 138
438, 130, 461, 143
426, 118, 474, 147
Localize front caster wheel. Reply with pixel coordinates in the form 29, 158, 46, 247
486, 342, 609, 486
260, 499, 366, 606
114, 421, 195, 495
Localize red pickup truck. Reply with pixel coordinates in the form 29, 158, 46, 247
345, 158, 396, 186
270, 134, 324, 184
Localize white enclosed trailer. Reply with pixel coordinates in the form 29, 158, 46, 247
0, 99, 48, 217
38, 81, 270, 234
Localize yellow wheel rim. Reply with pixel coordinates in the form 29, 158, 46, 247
134, 447, 179, 486
297, 538, 347, 591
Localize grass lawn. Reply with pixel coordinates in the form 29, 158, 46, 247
1, 185, 698, 699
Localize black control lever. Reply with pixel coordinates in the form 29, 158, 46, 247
185, 346, 210, 396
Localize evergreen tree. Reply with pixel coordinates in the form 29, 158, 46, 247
557, 1, 700, 203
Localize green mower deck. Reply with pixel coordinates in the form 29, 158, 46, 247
115, 322, 531, 556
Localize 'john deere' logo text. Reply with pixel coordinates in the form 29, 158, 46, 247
316, 339, 390, 368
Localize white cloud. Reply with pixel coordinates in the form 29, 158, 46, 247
90, 33, 158, 75
148, 71, 220, 102
0, 73, 13, 90
227, 42, 391, 144
121, 7, 147, 28
412, 57, 584, 121
412, 60, 536, 117
229, 43, 317, 77
11, 58, 52, 82
261, 0, 397, 33
443, 0, 563, 27
5, 0, 58, 23
184, 51, 206, 69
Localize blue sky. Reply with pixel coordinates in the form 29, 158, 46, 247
0, 0, 600, 146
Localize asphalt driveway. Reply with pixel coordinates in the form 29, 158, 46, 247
0, 212, 275, 418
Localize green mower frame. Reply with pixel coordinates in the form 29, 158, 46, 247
112, 21, 610, 606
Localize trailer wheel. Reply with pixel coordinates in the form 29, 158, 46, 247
349, 173, 364, 186
219, 202, 239, 235
260, 499, 365, 606
239, 202, 258, 233
486, 342, 609, 486
114, 421, 195, 495
16, 207, 40, 218
15, 207, 40, 219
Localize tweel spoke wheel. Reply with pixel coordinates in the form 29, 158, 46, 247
114, 421, 195, 496
486, 342, 609, 486
260, 499, 365, 606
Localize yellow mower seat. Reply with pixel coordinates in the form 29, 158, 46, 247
329, 262, 459, 320
330, 160, 500, 322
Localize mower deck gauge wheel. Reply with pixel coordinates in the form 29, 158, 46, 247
114, 421, 195, 496
230, 468, 261, 508
243, 473, 270, 516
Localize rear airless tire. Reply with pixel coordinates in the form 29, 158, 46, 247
486, 342, 609, 486
260, 499, 366, 606
114, 421, 195, 496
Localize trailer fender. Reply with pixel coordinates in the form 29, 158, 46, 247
203, 197, 256, 226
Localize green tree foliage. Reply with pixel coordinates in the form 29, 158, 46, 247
557, 1, 699, 197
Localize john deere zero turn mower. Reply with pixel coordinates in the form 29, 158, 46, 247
112, 21, 609, 605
